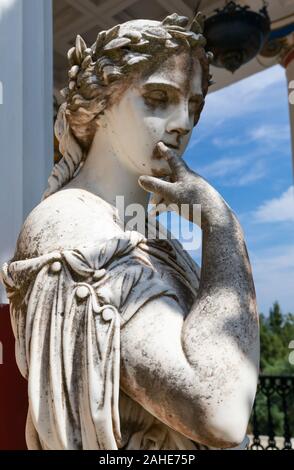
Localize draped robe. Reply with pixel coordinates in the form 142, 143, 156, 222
1, 198, 248, 450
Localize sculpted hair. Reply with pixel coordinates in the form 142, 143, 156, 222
44, 13, 213, 199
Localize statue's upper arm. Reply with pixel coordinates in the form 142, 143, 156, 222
119, 294, 199, 433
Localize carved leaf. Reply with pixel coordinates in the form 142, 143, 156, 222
75, 35, 87, 63
162, 13, 189, 27
104, 37, 131, 51
168, 30, 194, 40
126, 55, 149, 66
67, 47, 77, 66
81, 55, 92, 70
104, 25, 120, 43
124, 31, 142, 43
95, 30, 107, 53
68, 65, 80, 79
165, 25, 187, 32
82, 47, 92, 60
142, 27, 172, 41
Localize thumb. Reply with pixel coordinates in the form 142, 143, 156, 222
138, 175, 173, 196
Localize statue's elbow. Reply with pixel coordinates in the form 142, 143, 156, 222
196, 401, 251, 449
205, 416, 249, 449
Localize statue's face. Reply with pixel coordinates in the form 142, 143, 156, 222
102, 50, 204, 177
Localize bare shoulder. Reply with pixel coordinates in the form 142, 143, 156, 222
14, 188, 122, 260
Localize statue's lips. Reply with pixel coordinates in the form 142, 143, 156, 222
152, 143, 180, 160
163, 143, 180, 150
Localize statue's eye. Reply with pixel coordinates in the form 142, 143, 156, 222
143, 90, 168, 106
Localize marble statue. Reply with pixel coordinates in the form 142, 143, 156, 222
1, 13, 259, 450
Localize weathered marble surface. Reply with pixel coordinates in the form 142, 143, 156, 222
1, 13, 259, 450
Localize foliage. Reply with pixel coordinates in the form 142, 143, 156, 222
260, 301, 294, 375
249, 302, 294, 437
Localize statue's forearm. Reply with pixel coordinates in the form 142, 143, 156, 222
183, 216, 259, 357
181, 180, 259, 435
183, 177, 258, 358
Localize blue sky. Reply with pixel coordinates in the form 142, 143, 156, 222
182, 64, 294, 315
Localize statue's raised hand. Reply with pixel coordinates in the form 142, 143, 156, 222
139, 142, 233, 229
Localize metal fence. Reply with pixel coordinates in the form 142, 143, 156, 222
249, 375, 294, 450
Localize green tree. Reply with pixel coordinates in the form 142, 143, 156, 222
269, 301, 284, 335
250, 302, 294, 437
260, 301, 294, 375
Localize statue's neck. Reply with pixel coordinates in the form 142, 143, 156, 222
65, 129, 150, 223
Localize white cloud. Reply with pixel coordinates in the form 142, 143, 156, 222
198, 156, 247, 179
207, 123, 290, 150
249, 124, 290, 146
212, 136, 242, 148
235, 65, 286, 95
250, 243, 294, 314
189, 65, 286, 136
230, 160, 267, 187
254, 186, 294, 223
196, 148, 268, 187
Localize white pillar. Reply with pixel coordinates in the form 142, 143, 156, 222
283, 46, 294, 177
0, 0, 53, 302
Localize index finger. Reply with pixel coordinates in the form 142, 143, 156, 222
157, 142, 189, 179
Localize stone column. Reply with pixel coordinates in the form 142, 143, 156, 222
281, 37, 294, 177
0, 0, 53, 302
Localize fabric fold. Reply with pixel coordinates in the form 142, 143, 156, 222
1, 229, 202, 450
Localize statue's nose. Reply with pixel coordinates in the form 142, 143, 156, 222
165, 102, 191, 137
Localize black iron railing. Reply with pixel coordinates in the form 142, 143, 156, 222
250, 375, 294, 450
